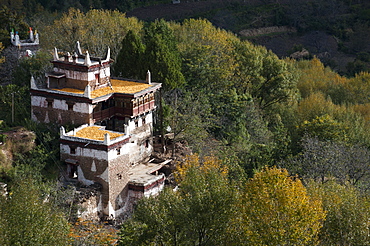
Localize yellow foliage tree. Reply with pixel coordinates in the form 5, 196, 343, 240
241, 166, 326, 246
345, 72, 370, 104
41, 8, 143, 58
175, 154, 228, 183
296, 92, 339, 122
296, 57, 347, 100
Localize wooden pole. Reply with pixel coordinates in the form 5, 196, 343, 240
11, 93, 14, 123
160, 89, 165, 153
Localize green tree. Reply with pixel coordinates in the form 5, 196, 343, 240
113, 30, 145, 79
12, 50, 52, 87
0, 5, 29, 46
0, 84, 29, 125
234, 41, 299, 109
143, 19, 185, 91
119, 188, 183, 246
164, 89, 211, 155
0, 179, 70, 245
241, 166, 325, 246
119, 154, 239, 246
307, 180, 370, 246
173, 18, 238, 93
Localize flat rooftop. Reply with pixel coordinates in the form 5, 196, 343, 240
52, 79, 153, 98
74, 126, 124, 141
129, 160, 171, 186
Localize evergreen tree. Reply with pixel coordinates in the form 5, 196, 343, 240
143, 19, 185, 91
113, 30, 146, 79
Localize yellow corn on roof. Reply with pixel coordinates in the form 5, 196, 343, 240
54, 88, 84, 94
74, 126, 123, 141
91, 79, 151, 98
52, 79, 152, 98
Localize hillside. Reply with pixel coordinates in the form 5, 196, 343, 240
127, 0, 370, 75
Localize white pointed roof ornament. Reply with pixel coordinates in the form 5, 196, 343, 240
105, 47, 110, 61
53, 47, 59, 61
60, 126, 66, 137
84, 51, 91, 66
29, 27, 34, 42
76, 41, 82, 56
104, 133, 110, 145
84, 84, 91, 98
30, 75, 37, 89
146, 70, 151, 84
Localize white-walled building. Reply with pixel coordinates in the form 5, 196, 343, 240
30, 42, 164, 219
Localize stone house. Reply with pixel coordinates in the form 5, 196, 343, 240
30, 42, 166, 219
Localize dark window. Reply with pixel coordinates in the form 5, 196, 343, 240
67, 103, 74, 111
47, 99, 53, 108
117, 148, 121, 155
145, 139, 149, 148
135, 121, 138, 128
70, 146, 76, 154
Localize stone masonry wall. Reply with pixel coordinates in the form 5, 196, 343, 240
31, 95, 91, 125
61, 141, 133, 217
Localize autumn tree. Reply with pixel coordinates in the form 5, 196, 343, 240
68, 219, 118, 245
296, 114, 348, 143
240, 166, 325, 246
295, 57, 347, 102
344, 72, 370, 104
41, 8, 143, 58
